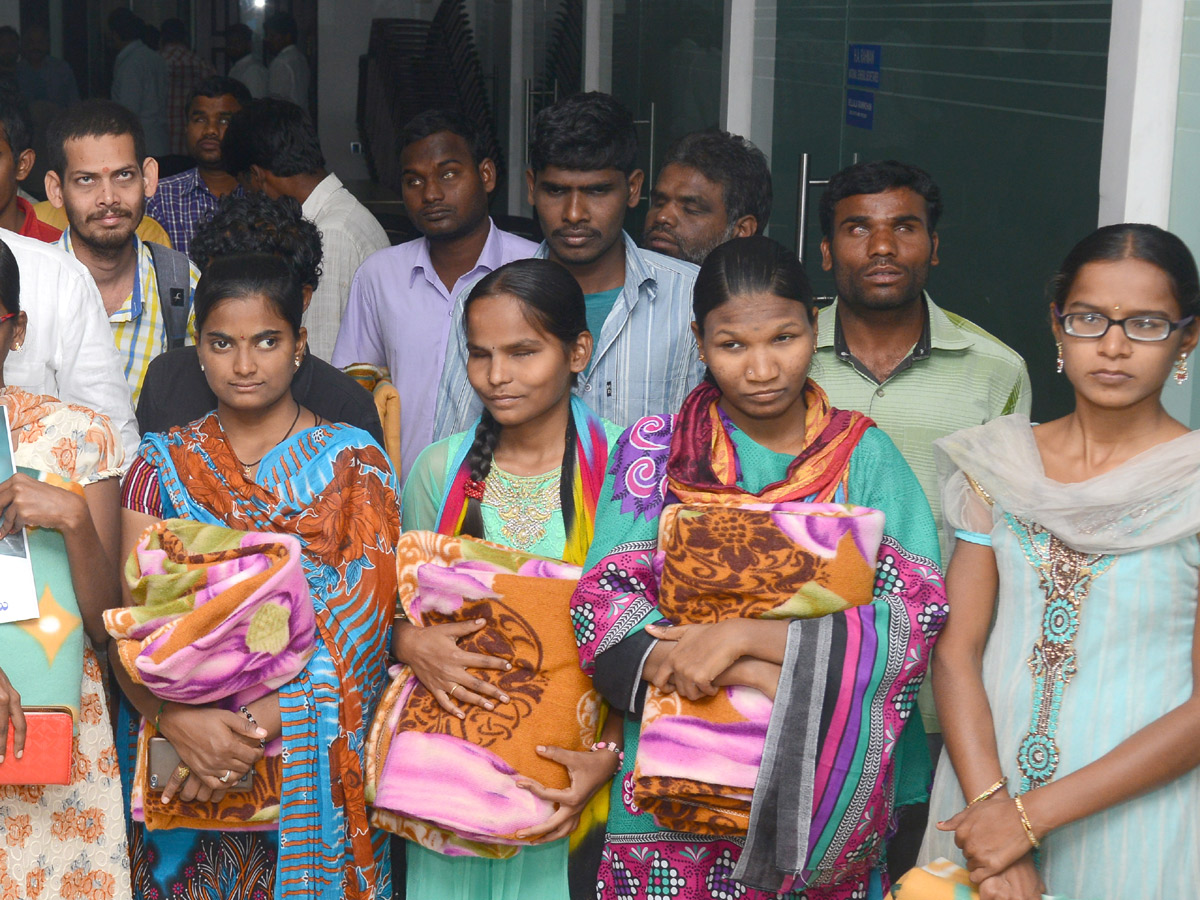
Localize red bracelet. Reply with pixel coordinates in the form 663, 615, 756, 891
592, 741, 624, 764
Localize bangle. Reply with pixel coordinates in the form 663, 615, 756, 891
968, 776, 1008, 807
394, 607, 408, 622
592, 741, 624, 765
153, 699, 168, 731
1013, 795, 1040, 849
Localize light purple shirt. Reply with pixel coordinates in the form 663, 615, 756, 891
331, 219, 537, 479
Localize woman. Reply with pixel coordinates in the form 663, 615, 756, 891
922, 223, 1200, 900
397, 257, 626, 900
570, 236, 946, 899
0, 237, 131, 899
117, 252, 400, 900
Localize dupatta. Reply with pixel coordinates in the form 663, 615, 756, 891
138, 414, 400, 900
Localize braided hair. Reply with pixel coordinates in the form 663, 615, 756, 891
458, 258, 589, 541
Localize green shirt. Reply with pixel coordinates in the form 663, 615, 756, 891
811, 294, 1031, 732
583, 287, 623, 346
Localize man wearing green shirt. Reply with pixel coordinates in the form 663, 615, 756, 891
811, 159, 1031, 876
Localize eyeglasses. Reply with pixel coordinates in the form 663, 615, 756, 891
1055, 309, 1195, 342
0, 312, 15, 326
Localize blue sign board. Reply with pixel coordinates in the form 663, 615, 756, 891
846, 89, 874, 130
847, 44, 881, 89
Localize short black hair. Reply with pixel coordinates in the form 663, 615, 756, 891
529, 92, 637, 175
106, 9, 144, 42
221, 98, 324, 178
0, 236, 20, 315
398, 108, 486, 166
264, 12, 297, 40
0, 85, 33, 158
819, 159, 943, 237
191, 193, 323, 291
46, 99, 147, 177
194, 252, 304, 338
160, 17, 188, 46
186, 76, 251, 117
660, 129, 772, 232
226, 22, 253, 43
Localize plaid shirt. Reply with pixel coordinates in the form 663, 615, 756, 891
146, 168, 242, 258
59, 231, 200, 403
161, 43, 215, 155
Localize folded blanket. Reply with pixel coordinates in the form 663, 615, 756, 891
367, 532, 600, 857
891, 859, 1077, 900
105, 518, 315, 830
633, 502, 884, 836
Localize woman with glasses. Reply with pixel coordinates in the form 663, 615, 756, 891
919, 223, 1200, 900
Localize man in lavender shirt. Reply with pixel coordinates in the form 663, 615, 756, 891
331, 109, 536, 478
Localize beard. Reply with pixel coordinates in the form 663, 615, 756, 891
73, 203, 142, 253
833, 258, 932, 311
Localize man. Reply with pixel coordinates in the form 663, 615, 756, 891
146, 76, 250, 255
0, 87, 60, 241
139, 192, 383, 443
107, 9, 168, 158
332, 109, 536, 476
222, 98, 389, 359
226, 23, 267, 98
811, 159, 1031, 875
435, 91, 705, 440
643, 128, 772, 265
159, 18, 216, 163
264, 13, 308, 109
0, 229, 139, 454
45, 100, 200, 404
17, 24, 79, 109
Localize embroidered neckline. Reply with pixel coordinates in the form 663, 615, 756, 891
483, 465, 562, 551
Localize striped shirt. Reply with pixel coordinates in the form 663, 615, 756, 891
432, 231, 707, 443
59, 231, 200, 404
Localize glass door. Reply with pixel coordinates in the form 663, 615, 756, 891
772, 0, 1112, 421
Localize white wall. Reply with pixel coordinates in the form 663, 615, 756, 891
317, 0, 437, 180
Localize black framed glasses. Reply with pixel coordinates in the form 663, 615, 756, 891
1055, 309, 1195, 342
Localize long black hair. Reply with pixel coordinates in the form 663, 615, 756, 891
458, 257, 589, 541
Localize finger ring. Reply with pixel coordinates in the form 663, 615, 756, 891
175, 764, 191, 783
448, 683, 460, 699
219, 769, 232, 784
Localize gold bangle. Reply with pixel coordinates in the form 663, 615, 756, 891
1014, 795, 1040, 849
968, 776, 1008, 807
393, 608, 408, 621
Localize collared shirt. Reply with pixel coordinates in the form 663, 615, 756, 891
146, 168, 243, 257
811, 294, 1032, 551
137, 345, 383, 444
112, 40, 168, 157
300, 172, 390, 361
1, 227, 138, 458
267, 44, 309, 108
433, 231, 706, 443
16, 197, 61, 242
331, 220, 538, 478
228, 54, 268, 98
160, 43, 215, 155
58, 231, 200, 404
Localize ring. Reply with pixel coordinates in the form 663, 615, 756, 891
448, 683, 460, 699
175, 764, 191, 783
219, 770, 232, 784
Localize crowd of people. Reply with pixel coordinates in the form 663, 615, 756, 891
0, 12, 1195, 900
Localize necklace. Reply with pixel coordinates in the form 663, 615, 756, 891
227, 402, 302, 479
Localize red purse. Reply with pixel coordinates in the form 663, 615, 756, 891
0, 707, 73, 785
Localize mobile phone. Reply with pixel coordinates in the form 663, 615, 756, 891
147, 736, 253, 792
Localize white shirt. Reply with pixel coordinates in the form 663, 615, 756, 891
111, 40, 169, 157
301, 173, 390, 361
228, 54, 268, 99
0, 229, 139, 459
267, 44, 309, 108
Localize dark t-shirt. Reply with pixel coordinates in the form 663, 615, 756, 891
136, 346, 385, 445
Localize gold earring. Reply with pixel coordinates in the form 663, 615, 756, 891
1055, 341, 1064, 374
1175, 354, 1189, 385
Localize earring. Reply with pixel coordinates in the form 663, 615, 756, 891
294, 357, 301, 369
199, 363, 205, 372
12, 341, 20, 352
698, 354, 706, 364
1055, 341, 1064, 374
1175, 354, 1189, 385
